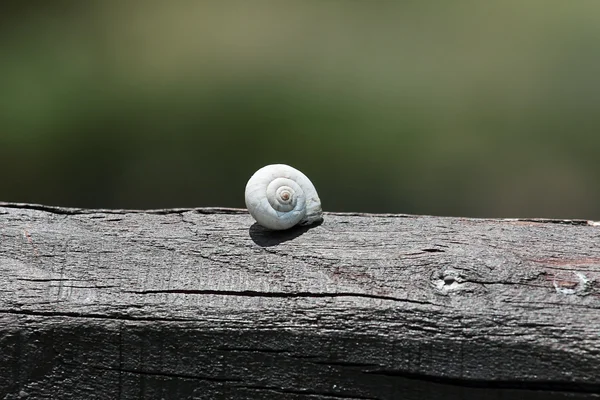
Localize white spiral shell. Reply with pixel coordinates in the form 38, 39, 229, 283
245, 164, 323, 230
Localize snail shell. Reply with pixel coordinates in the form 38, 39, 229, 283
245, 164, 323, 230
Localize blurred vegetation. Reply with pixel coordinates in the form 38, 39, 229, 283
1, 1, 599, 218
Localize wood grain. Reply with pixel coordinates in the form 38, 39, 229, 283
1, 202, 599, 399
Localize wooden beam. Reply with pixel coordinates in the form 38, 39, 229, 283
1, 202, 599, 399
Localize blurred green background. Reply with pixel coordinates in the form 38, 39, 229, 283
1, 1, 599, 219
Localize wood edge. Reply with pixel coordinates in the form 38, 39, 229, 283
1, 202, 598, 226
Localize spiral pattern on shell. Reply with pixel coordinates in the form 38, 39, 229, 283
245, 164, 323, 230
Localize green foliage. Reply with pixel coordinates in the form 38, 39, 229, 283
1, 2, 599, 218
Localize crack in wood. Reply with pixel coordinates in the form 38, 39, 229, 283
215, 347, 293, 354
507, 218, 594, 226
311, 360, 380, 368
421, 248, 445, 253
90, 365, 244, 383
0, 202, 246, 216
238, 385, 380, 400
0, 309, 192, 323
123, 289, 436, 305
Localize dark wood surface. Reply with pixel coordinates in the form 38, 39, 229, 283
1, 202, 599, 399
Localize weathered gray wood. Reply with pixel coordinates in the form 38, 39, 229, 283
0, 202, 599, 400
